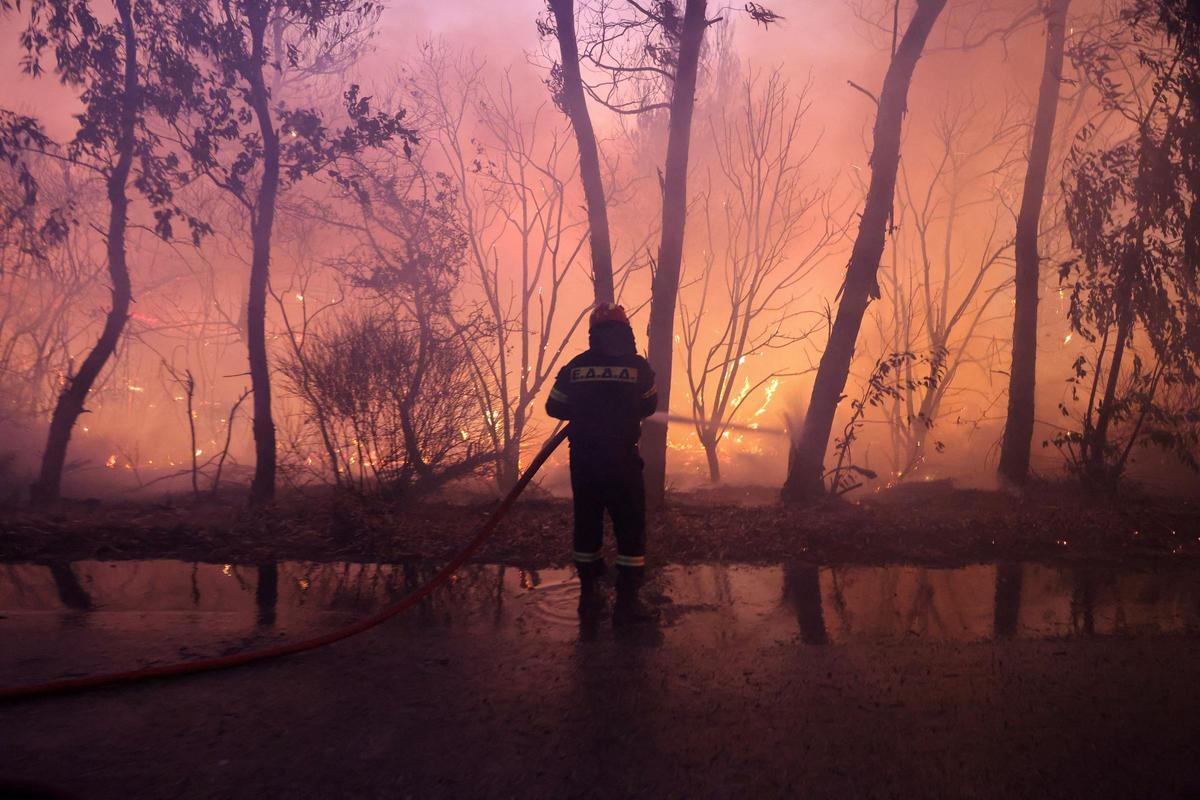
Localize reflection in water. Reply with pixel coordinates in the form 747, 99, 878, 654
1072, 567, 1097, 636
48, 563, 92, 611
782, 562, 827, 645
256, 563, 278, 627
993, 562, 1023, 639
2, 560, 1198, 650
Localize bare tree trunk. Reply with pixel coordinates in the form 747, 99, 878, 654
703, 439, 721, 483
642, 0, 707, 507
1086, 306, 1131, 485
30, 0, 138, 505
212, 388, 250, 497
183, 369, 199, 498
245, 7, 280, 505
549, 0, 614, 303
496, 443, 521, 493
781, 0, 945, 503
998, 0, 1071, 485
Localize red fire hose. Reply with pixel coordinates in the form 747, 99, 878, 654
0, 427, 570, 702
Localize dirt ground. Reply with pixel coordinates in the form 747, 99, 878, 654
1, 616, 1198, 799
2, 480, 1198, 568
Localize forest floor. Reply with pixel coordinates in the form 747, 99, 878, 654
1, 479, 1198, 567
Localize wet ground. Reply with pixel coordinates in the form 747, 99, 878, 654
2, 559, 1199, 798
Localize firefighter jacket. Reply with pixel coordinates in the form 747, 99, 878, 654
545, 321, 658, 454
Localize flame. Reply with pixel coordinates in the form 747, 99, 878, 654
752, 378, 780, 418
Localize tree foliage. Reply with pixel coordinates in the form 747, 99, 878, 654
1056, 0, 1200, 486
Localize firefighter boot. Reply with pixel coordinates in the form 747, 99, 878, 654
577, 574, 606, 617
613, 582, 658, 625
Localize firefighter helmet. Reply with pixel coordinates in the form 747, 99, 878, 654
589, 302, 630, 329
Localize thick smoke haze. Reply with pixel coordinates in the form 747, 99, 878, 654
1, 0, 1196, 501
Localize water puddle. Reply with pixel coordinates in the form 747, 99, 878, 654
3, 559, 1198, 683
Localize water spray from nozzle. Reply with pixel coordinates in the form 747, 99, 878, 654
646, 411, 789, 437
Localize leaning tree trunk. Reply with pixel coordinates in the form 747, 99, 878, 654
642, 0, 707, 507
1086, 305, 1131, 487
30, 0, 138, 505
245, 14, 281, 505
549, 0, 614, 303
998, 0, 1071, 486
781, 0, 946, 503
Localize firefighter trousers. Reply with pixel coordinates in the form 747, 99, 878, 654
569, 449, 646, 588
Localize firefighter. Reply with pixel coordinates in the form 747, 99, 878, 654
546, 302, 659, 623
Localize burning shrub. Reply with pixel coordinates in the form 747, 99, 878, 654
279, 309, 493, 495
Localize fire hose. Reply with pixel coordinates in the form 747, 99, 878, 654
0, 427, 570, 702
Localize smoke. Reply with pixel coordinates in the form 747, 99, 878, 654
2, 0, 1197, 502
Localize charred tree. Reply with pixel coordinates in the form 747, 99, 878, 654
781, 0, 946, 503
547, 0, 615, 303
998, 0, 1071, 486
642, 0, 708, 507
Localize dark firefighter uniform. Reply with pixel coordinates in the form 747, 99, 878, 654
546, 303, 657, 621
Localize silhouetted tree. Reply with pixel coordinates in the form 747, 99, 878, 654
409, 45, 592, 492
545, 1, 779, 503
544, 0, 615, 302
643, 0, 708, 506
682, 70, 837, 481
1055, 0, 1200, 488
781, 0, 947, 502
876, 97, 1021, 481
172, 0, 414, 503
0, 157, 100, 423
4, 0, 204, 503
998, 0, 1072, 486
